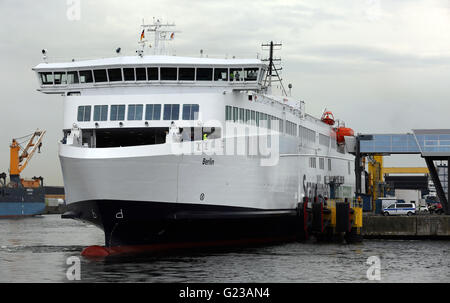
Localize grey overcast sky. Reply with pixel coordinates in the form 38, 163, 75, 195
1, 0, 450, 185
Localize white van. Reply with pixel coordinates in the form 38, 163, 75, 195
382, 203, 416, 216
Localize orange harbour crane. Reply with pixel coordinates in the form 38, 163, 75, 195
8, 130, 46, 188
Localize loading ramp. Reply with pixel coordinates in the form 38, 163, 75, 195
351, 129, 450, 215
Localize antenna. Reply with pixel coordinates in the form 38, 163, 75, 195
261, 41, 288, 96
41, 49, 48, 63
138, 18, 180, 56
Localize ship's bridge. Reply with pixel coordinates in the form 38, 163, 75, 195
33, 56, 267, 94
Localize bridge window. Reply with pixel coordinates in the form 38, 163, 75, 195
244, 68, 258, 81
270, 116, 283, 132
77, 105, 91, 122
136, 68, 146, 81
67, 71, 79, 84
93, 69, 107, 83
258, 67, 265, 84
196, 68, 213, 81
182, 104, 199, 120
300, 126, 316, 143
286, 121, 297, 136
54, 72, 67, 85
225, 106, 232, 121
108, 68, 122, 82
79, 70, 93, 83
161, 67, 177, 80
214, 68, 228, 81
230, 68, 243, 81
251, 111, 256, 126
239, 108, 245, 123
127, 104, 143, 120
123, 68, 135, 81
147, 67, 158, 80
245, 109, 250, 124
145, 104, 161, 120
93, 105, 108, 121
163, 104, 180, 120
110, 105, 126, 121
179, 68, 195, 81
233, 107, 239, 122
259, 112, 268, 128
40, 72, 54, 85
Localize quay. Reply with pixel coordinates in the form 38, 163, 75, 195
362, 214, 450, 239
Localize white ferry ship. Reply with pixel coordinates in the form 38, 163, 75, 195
33, 20, 356, 250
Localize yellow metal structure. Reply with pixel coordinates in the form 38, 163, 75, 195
367, 155, 384, 202
325, 198, 363, 229
353, 206, 363, 228
9, 130, 46, 187
383, 167, 429, 174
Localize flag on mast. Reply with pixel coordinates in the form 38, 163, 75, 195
140, 30, 145, 41
170, 32, 174, 40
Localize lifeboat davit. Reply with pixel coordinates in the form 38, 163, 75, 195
336, 127, 354, 144
321, 111, 335, 126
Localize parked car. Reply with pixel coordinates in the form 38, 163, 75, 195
382, 203, 416, 216
417, 204, 429, 213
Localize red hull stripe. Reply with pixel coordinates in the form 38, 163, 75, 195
81, 236, 296, 257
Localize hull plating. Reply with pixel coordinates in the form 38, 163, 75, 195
0, 202, 46, 218
66, 200, 300, 247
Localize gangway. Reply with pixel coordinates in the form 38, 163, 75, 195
350, 129, 450, 214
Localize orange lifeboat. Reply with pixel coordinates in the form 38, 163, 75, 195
321, 111, 335, 126
336, 127, 354, 144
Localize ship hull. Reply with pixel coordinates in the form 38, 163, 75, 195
64, 200, 300, 247
60, 141, 354, 248
0, 202, 46, 218
0, 187, 46, 218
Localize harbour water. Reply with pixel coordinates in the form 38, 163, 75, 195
0, 215, 448, 283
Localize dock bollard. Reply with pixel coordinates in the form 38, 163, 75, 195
312, 198, 324, 233
335, 201, 350, 233
296, 197, 309, 241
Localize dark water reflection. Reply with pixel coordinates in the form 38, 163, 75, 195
0, 215, 448, 282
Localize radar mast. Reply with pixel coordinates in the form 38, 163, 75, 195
138, 18, 179, 56
261, 41, 287, 96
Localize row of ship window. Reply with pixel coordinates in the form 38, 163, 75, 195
40, 67, 261, 85
225, 105, 334, 145
77, 104, 199, 122
309, 158, 350, 175
309, 157, 332, 171
309, 158, 351, 175
225, 105, 285, 132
